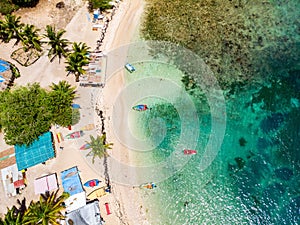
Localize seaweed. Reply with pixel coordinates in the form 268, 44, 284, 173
235, 157, 246, 170
239, 137, 247, 146
142, 0, 300, 92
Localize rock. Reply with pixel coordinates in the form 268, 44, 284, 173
56, 1, 65, 9
239, 137, 247, 146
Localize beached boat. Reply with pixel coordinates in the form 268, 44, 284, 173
65, 130, 84, 139
125, 63, 136, 73
80, 143, 91, 150
81, 124, 95, 131
140, 182, 157, 189
84, 179, 101, 188
87, 187, 108, 199
132, 104, 148, 111
183, 149, 197, 155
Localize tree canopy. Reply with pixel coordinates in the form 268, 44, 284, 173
88, 0, 113, 11
0, 81, 76, 145
65, 42, 90, 82
0, 191, 69, 225
86, 134, 113, 163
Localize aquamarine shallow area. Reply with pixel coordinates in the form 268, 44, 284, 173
140, 87, 299, 224
123, 1, 300, 224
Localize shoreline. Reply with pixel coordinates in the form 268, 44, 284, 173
0, 0, 149, 224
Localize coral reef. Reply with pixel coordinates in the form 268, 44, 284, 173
142, 0, 300, 92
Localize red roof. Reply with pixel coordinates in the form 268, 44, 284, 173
13, 179, 24, 188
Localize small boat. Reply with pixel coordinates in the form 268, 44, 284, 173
84, 179, 101, 187
125, 63, 136, 73
87, 187, 107, 200
81, 124, 95, 131
183, 149, 197, 155
132, 104, 148, 111
80, 143, 91, 150
140, 182, 157, 189
65, 130, 84, 139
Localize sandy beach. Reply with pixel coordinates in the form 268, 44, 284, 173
0, 0, 148, 224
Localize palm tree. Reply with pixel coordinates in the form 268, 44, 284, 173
86, 134, 113, 163
23, 190, 69, 225
43, 25, 69, 63
20, 24, 42, 52
0, 14, 24, 44
50, 80, 76, 99
71, 42, 90, 56
65, 42, 90, 82
48, 81, 76, 127
0, 206, 23, 225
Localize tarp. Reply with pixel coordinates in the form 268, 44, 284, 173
64, 192, 86, 213
14, 132, 55, 171
66, 200, 104, 225
60, 166, 84, 196
34, 173, 58, 194
61, 166, 86, 213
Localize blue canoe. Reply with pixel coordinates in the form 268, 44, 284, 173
132, 104, 148, 111
84, 179, 101, 187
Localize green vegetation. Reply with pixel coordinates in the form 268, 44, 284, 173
23, 191, 68, 225
43, 25, 70, 63
0, 14, 92, 81
65, 42, 90, 82
12, 0, 39, 8
0, 0, 20, 15
0, 191, 69, 225
0, 14, 24, 44
48, 81, 76, 127
0, 0, 39, 15
88, 0, 113, 11
142, 0, 299, 91
86, 134, 113, 163
20, 24, 42, 52
0, 81, 76, 145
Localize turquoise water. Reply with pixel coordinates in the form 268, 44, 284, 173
122, 1, 300, 224
139, 85, 299, 224
123, 56, 299, 224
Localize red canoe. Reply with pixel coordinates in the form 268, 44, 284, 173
184, 149, 197, 155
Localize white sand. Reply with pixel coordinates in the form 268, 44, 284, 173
0, 0, 148, 224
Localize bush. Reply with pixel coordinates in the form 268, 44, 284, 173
0, 1, 19, 15
12, 0, 39, 8
0, 0, 39, 15
88, 0, 113, 11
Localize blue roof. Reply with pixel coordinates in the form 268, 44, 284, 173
14, 132, 55, 171
61, 166, 84, 196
